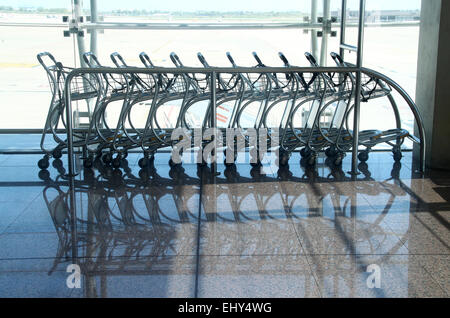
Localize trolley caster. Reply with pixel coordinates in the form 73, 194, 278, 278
277, 167, 292, 180
102, 153, 113, 165
83, 158, 93, 169
325, 146, 338, 158
300, 147, 312, 158
139, 169, 149, 180
52, 148, 63, 159
333, 155, 343, 166
358, 150, 370, 163
38, 157, 50, 170
250, 160, 262, 167
224, 159, 236, 167
305, 155, 316, 167
393, 149, 403, 162
83, 168, 95, 182
38, 169, 50, 181
138, 156, 153, 168
103, 166, 113, 178
278, 151, 290, 167
250, 166, 262, 179
224, 165, 238, 181
112, 157, 122, 169
169, 158, 181, 167
52, 159, 63, 169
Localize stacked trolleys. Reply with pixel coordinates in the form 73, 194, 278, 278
37, 51, 424, 172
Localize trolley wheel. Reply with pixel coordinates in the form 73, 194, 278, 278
224, 166, 238, 181
197, 159, 207, 167
52, 148, 63, 159
103, 166, 113, 178
38, 157, 49, 170
224, 159, 235, 167
38, 169, 50, 181
300, 147, 312, 158
169, 158, 181, 167
52, 159, 63, 169
306, 155, 316, 167
250, 161, 261, 167
139, 169, 149, 180
277, 168, 292, 180
83, 168, 95, 182
112, 157, 121, 169
102, 153, 113, 165
278, 151, 290, 167
393, 149, 403, 162
138, 157, 148, 168
250, 167, 261, 179
325, 146, 338, 158
358, 150, 370, 163
83, 158, 93, 169
334, 156, 343, 166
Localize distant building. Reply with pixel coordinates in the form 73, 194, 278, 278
331, 10, 420, 23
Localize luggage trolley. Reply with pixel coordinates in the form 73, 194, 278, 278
37, 52, 100, 169
329, 52, 415, 163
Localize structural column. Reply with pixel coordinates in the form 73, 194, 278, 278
416, 0, 450, 170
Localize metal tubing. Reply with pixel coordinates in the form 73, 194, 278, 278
311, 0, 319, 58
61, 62, 426, 175
89, 0, 98, 57
73, 0, 87, 68
340, 0, 348, 58
320, 0, 331, 66
361, 67, 426, 172
340, 44, 358, 52
65, 74, 75, 177
211, 72, 217, 171
350, 0, 366, 176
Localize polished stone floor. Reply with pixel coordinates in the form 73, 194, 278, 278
0, 151, 449, 298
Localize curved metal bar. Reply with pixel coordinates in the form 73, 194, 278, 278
361, 67, 426, 172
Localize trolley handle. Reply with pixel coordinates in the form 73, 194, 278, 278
304, 52, 319, 67
226, 52, 237, 67
139, 52, 155, 68
37, 52, 59, 70
278, 52, 290, 67
252, 52, 264, 67
170, 52, 183, 68
82, 52, 102, 68
197, 52, 210, 68
330, 52, 344, 65
110, 52, 128, 68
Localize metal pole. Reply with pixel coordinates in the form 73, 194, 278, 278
65, 74, 75, 177
73, 0, 87, 67
311, 0, 319, 59
89, 0, 98, 57
211, 72, 217, 173
320, 0, 331, 66
350, 0, 366, 176
339, 0, 348, 59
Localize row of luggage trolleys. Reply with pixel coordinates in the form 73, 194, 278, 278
36, 50, 418, 171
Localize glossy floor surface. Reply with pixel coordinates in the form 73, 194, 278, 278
0, 152, 449, 298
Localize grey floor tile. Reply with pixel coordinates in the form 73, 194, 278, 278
197, 255, 320, 298
308, 254, 447, 298
69, 255, 196, 298
415, 255, 450, 295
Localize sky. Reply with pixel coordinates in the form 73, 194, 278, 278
0, 0, 422, 12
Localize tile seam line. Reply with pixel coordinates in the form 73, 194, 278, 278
287, 203, 323, 298
194, 167, 204, 298
0, 190, 42, 235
